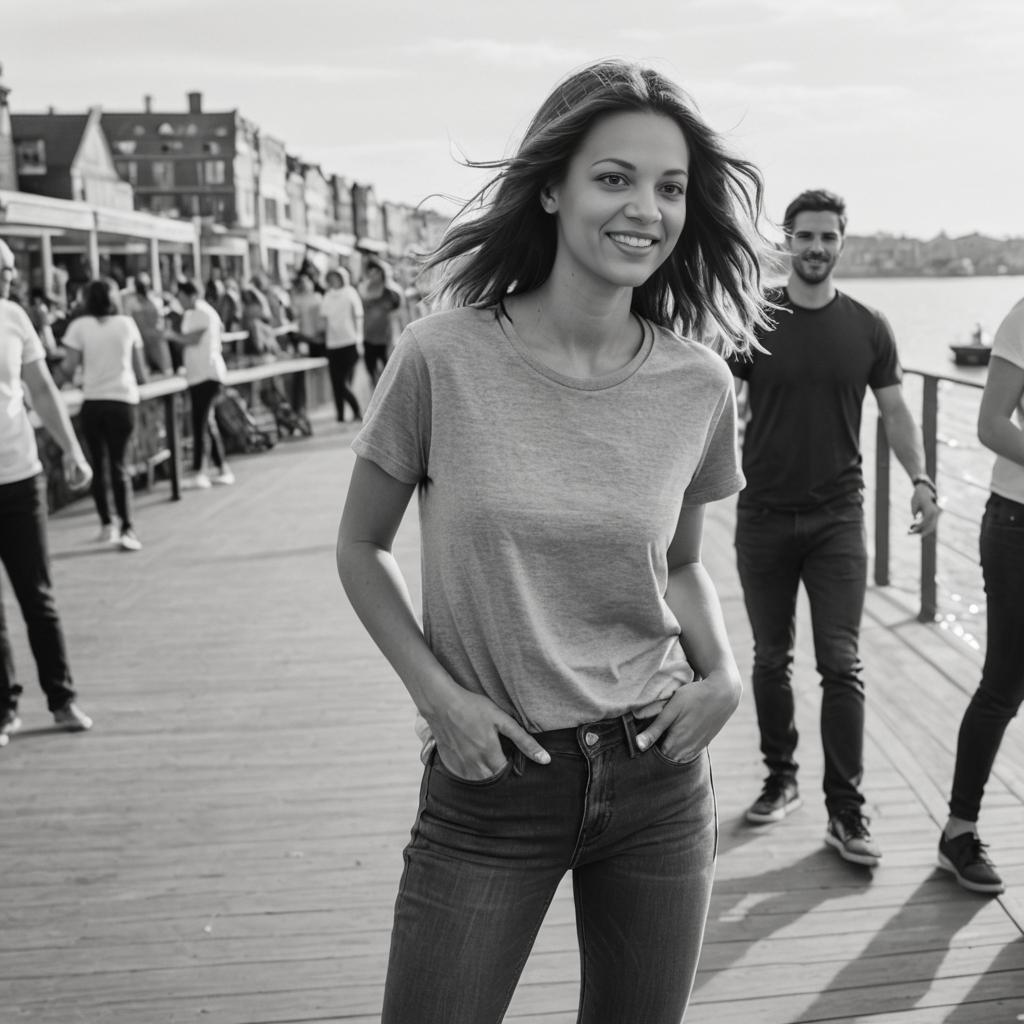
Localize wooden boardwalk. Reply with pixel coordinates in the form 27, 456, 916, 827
2, 413, 1022, 1023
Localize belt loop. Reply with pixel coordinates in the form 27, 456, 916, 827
621, 713, 640, 758
512, 748, 525, 776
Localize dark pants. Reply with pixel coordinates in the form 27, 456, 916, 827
735, 496, 868, 815
382, 714, 716, 1024
326, 346, 361, 421
188, 380, 225, 473
949, 493, 1024, 821
364, 342, 389, 386
80, 400, 136, 530
0, 474, 77, 715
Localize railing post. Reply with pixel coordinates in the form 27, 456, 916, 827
874, 414, 891, 586
165, 392, 182, 501
919, 376, 939, 622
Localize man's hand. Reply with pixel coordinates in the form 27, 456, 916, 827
64, 453, 92, 490
909, 483, 940, 536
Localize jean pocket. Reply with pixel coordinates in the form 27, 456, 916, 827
650, 743, 705, 769
431, 747, 513, 787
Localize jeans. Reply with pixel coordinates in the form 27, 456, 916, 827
949, 493, 1024, 822
326, 346, 361, 421
382, 714, 717, 1024
80, 399, 136, 529
188, 380, 225, 473
0, 474, 77, 714
735, 496, 867, 815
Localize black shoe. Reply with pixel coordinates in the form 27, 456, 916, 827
938, 832, 1004, 894
746, 775, 801, 824
825, 808, 881, 867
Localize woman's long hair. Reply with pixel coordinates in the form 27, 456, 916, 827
425, 59, 775, 356
83, 278, 119, 318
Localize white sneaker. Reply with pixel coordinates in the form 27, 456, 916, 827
119, 529, 143, 552
186, 472, 212, 490
53, 701, 93, 732
96, 523, 119, 544
212, 467, 235, 486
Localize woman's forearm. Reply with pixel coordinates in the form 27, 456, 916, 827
337, 540, 462, 716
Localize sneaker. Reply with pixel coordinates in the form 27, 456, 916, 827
746, 775, 802, 824
826, 809, 882, 867
185, 472, 212, 490
938, 832, 1004, 895
212, 467, 235, 486
1, 709, 22, 746
53, 701, 93, 732
119, 529, 142, 552
96, 523, 119, 544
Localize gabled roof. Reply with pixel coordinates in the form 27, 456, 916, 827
11, 112, 91, 199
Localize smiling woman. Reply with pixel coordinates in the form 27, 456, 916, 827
336, 58, 774, 1024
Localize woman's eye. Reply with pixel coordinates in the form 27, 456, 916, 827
661, 182, 686, 197
599, 173, 627, 187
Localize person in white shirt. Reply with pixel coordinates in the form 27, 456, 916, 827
167, 278, 233, 489
61, 279, 147, 551
0, 238, 94, 744
319, 267, 363, 422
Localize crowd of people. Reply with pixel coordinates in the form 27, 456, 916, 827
0, 55, 1021, 1024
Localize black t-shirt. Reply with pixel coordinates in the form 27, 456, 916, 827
728, 288, 902, 509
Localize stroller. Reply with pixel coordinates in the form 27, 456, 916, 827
259, 380, 313, 438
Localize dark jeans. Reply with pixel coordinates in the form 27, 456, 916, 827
364, 342, 388, 385
735, 496, 867, 815
326, 346, 361, 421
949, 493, 1024, 821
80, 399, 136, 529
189, 380, 225, 473
0, 474, 77, 714
382, 714, 717, 1024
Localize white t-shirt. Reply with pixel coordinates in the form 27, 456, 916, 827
353, 306, 744, 732
62, 315, 142, 404
989, 297, 1024, 504
321, 287, 363, 350
181, 299, 227, 386
0, 299, 46, 485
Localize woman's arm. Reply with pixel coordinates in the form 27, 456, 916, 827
978, 356, 1024, 468
635, 504, 742, 759
132, 345, 148, 384
337, 456, 550, 778
22, 360, 92, 488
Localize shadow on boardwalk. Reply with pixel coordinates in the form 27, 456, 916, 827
1, 414, 1022, 1024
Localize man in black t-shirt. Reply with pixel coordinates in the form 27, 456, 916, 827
728, 190, 939, 868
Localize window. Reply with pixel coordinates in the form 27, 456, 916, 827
157, 122, 175, 136
133, 124, 146, 136
151, 161, 175, 188
117, 160, 138, 185
114, 139, 137, 156
203, 141, 221, 155
15, 139, 46, 175
264, 197, 279, 226
202, 160, 226, 185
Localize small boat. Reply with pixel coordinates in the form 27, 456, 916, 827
950, 324, 992, 367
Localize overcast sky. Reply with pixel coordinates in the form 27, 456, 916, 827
6, 0, 1021, 239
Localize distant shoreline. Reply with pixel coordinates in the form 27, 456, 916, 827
836, 271, 1024, 280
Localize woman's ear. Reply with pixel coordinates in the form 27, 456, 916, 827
540, 187, 558, 214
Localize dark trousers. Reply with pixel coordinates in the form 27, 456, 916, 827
326, 346, 361, 421
949, 494, 1024, 821
0, 474, 77, 714
363, 342, 389, 386
79, 400, 136, 529
188, 380, 225, 473
382, 715, 716, 1024
735, 496, 868, 815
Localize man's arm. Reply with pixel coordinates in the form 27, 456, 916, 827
873, 383, 939, 535
22, 360, 92, 488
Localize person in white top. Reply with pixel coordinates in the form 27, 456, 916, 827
939, 296, 1024, 896
61, 279, 147, 551
0, 238, 94, 745
166, 278, 233, 488
319, 267, 363, 422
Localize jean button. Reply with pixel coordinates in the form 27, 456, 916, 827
584, 731, 599, 747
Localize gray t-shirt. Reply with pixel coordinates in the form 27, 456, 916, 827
352, 306, 744, 731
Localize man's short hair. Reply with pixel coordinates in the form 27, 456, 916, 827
176, 277, 200, 298
783, 190, 848, 237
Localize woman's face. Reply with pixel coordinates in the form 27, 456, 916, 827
545, 110, 690, 293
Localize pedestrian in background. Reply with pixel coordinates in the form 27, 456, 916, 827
939, 296, 1024, 895
60, 279, 147, 551
167, 278, 233, 489
0, 238, 94, 745
124, 272, 171, 375
359, 259, 401, 388
321, 267, 363, 423
729, 189, 939, 867
338, 58, 773, 1023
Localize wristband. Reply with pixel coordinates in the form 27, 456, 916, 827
912, 475, 938, 500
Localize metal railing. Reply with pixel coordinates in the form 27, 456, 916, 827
873, 368, 986, 623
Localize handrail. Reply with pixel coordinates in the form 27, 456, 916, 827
873, 366, 985, 623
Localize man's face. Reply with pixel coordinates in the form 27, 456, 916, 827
788, 210, 844, 285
